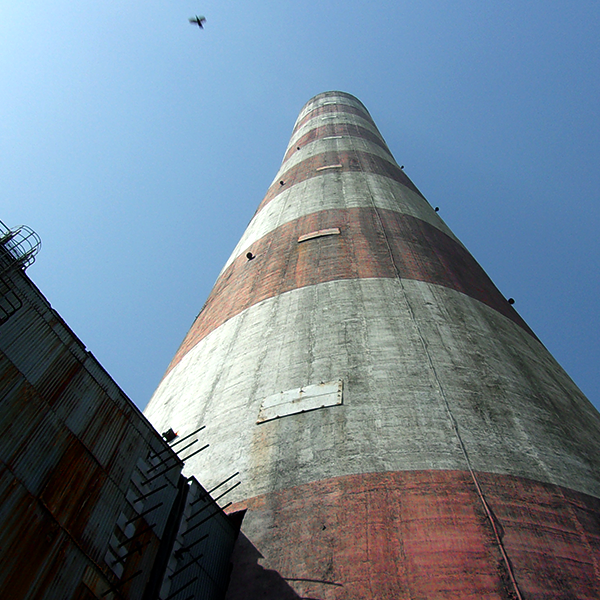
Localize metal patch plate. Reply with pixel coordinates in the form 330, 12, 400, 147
298, 227, 341, 242
257, 380, 343, 424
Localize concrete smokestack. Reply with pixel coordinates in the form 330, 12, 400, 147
145, 92, 600, 598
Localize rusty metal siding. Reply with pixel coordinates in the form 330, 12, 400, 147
0, 458, 165, 600
40, 436, 107, 538
83, 354, 130, 409
0, 347, 23, 396
51, 368, 105, 440
0, 465, 75, 600
0, 265, 201, 599
80, 473, 130, 562
0, 366, 46, 483
1, 307, 66, 385
5, 385, 72, 496
81, 395, 131, 469
108, 423, 148, 492
29, 540, 87, 600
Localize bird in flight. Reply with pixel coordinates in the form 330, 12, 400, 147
189, 15, 206, 28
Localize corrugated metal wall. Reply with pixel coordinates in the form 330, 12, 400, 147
0, 261, 238, 599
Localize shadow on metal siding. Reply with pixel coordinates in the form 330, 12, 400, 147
161, 478, 238, 600
81, 394, 130, 469
39, 436, 108, 537
51, 368, 103, 441
0, 465, 76, 600
0, 264, 221, 600
0, 308, 66, 385
4, 384, 72, 496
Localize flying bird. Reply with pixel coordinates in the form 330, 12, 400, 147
189, 15, 206, 28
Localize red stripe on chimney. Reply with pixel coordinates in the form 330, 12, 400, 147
165, 208, 531, 376
282, 122, 390, 164
225, 470, 600, 600
292, 102, 374, 135
257, 150, 423, 215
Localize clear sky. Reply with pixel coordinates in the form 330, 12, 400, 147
2, 1, 599, 411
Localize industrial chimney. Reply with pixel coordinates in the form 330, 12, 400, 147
145, 92, 600, 599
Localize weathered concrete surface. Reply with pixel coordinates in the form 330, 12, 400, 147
145, 278, 600, 501
225, 471, 600, 600
277, 133, 398, 180
221, 171, 462, 275
283, 120, 390, 164
292, 93, 376, 134
287, 113, 385, 163
145, 91, 600, 599
165, 207, 533, 375
255, 147, 423, 214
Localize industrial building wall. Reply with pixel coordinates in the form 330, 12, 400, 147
0, 258, 238, 599
145, 92, 600, 599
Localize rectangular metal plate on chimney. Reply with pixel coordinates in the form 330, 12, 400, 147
315, 164, 343, 172
257, 380, 343, 424
298, 227, 341, 243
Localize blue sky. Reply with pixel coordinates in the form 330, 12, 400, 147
2, 1, 599, 410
